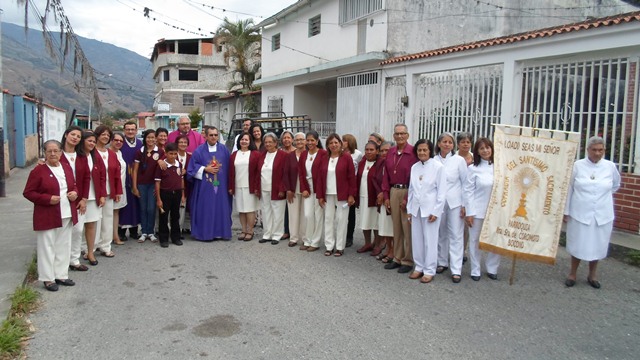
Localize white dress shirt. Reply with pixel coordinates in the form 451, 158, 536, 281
407, 159, 447, 218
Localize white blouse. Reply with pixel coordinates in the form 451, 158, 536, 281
464, 159, 494, 219
359, 160, 375, 197
326, 157, 339, 195
261, 151, 276, 190
407, 159, 447, 218
48, 164, 72, 219
434, 152, 468, 209
234, 150, 251, 189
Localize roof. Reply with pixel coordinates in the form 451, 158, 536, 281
201, 90, 262, 101
256, 0, 312, 28
137, 112, 155, 117
381, 11, 640, 66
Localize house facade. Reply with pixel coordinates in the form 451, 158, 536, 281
257, 0, 640, 234
150, 37, 233, 130
257, 0, 639, 141
202, 90, 262, 137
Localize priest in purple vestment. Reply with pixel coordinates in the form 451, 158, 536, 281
187, 126, 232, 241
118, 121, 142, 240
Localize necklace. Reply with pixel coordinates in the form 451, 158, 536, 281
393, 153, 404, 174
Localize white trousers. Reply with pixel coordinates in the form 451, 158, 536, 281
323, 195, 349, 251
437, 204, 465, 275
468, 218, 501, 276
411, 210, 441, 276
288, 193, 306, 243
96, 198, 115, 253
37, 218, 72, 282
70, 211, 86, 266
261, 191, 286, 240
303, 194, 324, 247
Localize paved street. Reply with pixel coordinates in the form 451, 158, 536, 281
24, 221, 640, 359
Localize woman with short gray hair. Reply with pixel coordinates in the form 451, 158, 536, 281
257, 132, 288, 244
564, 136, 621, 289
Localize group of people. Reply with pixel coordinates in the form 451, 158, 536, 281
24, 117, 620, 291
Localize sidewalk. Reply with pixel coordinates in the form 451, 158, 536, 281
0, 165, 37, 318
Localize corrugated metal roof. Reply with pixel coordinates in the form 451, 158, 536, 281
381, 11, 640, 66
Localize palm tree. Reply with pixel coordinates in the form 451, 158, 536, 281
216, 18, 262, 91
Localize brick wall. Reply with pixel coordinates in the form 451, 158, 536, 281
614, 173, 640, 234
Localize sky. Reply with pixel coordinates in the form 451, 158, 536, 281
1, 0, 296, 57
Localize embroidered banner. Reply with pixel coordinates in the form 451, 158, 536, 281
480, 125, 580, 265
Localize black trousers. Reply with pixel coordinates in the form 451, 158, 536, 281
159, 189, 182, 243
347, 205, 356, 239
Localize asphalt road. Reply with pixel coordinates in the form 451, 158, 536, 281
26, 220, 640, 360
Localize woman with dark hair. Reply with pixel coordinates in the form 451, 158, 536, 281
317, 133, 357, 257
356, 141, 380, 254
228, 133, 260, 241
176, 134, 192, 235
342, 134, 362, 248
111, 132, 128, 245
94, 125, 123, 257
132, 129, 163, 242
60, 127, 90, 271
250, 124, 265, 152
280, 130, 295, 241
24, 140, 79, 291
374, 141, 394, 261
81, 131, 106, 266
256, 133, 288, 244
298, 130, 326, 251
434, 132, 468, 283
464, 137, 500, 281
407, 139, 446, 283
285, 132, 307, 247
156, 127, 169, 152
456, 132, 474, 166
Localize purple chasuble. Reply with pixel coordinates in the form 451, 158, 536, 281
119, 137, 142, 227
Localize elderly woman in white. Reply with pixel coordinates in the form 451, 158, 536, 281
564, 136, 621, 289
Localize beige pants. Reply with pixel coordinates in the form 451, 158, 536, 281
390, 188, 413, 266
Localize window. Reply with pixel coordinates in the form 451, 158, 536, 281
339, 0, 384, 24
183, 94, 195, 107
308, 15, 321, 37
178, 69, 198, 81
272, 33, 281, 51
177, 41, 199, 55
163, 70, 170, 81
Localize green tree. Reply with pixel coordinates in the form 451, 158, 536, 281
216, 18, 261, 91
188, 108, 203, 129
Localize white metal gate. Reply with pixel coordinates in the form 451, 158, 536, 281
336, 71, 381, 144
384, 76, 407, 138
414, 65, 503, 143
520, 57, 639, 172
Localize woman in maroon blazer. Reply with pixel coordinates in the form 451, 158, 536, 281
82, 131, 107, 266
228, 133, 260, 241
24, 140, 79, 291
298, 130, 327, 251
94, 125, 123, 258
317, 133, 356, 257
60, 126, 91, 271
256, 133, 288, 244
284, 132, 307, 247
356, 141, 380, 254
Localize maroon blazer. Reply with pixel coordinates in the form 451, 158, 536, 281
88, 151, 107, 200
101, 149, 123, 199
23, 162, 78, 231
59, 154, 90, 205
316, 152, 357, 202
284, 151, 301, 192
228, 150, 260, 194
356, 157, 379, 208
298, 149, 327, 194
256, 149, 287, 200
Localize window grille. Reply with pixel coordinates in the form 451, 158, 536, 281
339, 0, 384, 24
272, 33, 281, 51
309, 15, 321, 37
183, 94, 195, 107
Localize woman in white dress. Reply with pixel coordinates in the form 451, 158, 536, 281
111, 132, 128, 245
464, 138, 501, 281
228, 133, 260, 241
564, 136, 621, 289
434, 132, 469, 283
375, 141, 395, 262
356, 141, 380, 254
407, 139, 447, 283
284, 132, 307, 247
81, 131, 105, 266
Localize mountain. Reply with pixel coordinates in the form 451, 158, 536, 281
1, 22, 154, 116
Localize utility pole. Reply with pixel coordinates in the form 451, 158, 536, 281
0, 9, 6, 197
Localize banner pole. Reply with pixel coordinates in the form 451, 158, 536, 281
509, 255, 517, 285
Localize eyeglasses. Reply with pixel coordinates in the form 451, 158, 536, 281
209, 133, 219, 137
393, 132, 408, 136
45, 149, 61, 154
179, 123, 190, 126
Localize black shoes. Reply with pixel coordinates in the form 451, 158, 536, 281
487, 273, 498, 280
565, 278, 576, 287
397, 265, 412, 273
346, 238, 353, 248
384, 262, 401, 270
259, 239, 270, 243
471, 275, 481, 281
44, 282, 59, 291
55, 279, 75, 286
587, 278, 601, 289
160, 242, 169, 248
173, 239, 183, 246
436, 266, 448, 274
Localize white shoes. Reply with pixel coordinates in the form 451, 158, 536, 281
137, 234, 148, 243
148, 234, 158, 243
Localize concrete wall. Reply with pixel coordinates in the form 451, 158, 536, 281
386, 0, 640, 56
261, 0, 388, 78
24, 134, 39, 165
3, 143, 9, 177
42, 106, 66, 143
